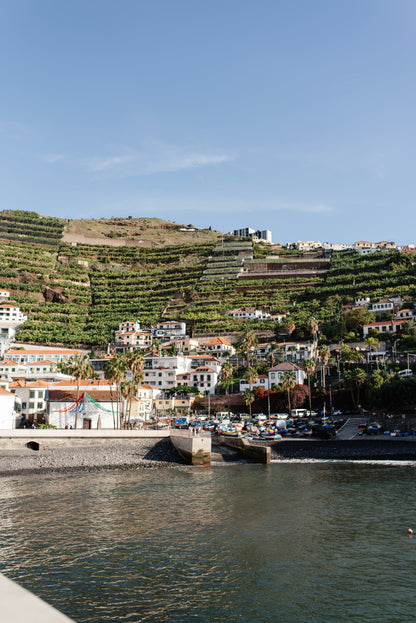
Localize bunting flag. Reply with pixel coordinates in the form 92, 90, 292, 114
53, 392, 113, 414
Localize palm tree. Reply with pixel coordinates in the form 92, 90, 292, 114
267, 343, 282, 368
303, 358, 316, 413
244, 366, 258, 389
343, 368, 367, 408
318, 344, 330, 389
125, 349, 144, 426
104, 353, 129, 429
239, 326, 258, 366
307, 317, 319, 345
364, 336, 380, 370
281, 371, 296, 415
220, 361, 234, 413
242, 388, 255, 418
57, 353, 95, 429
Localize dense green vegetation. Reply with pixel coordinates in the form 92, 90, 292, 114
0, 210, 415, 347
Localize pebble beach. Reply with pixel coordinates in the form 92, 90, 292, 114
2, 437, 416, 476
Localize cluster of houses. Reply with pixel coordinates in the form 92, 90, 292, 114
0, 322, 315, 429
343, 295, 416, 337
291, 240, 414, 254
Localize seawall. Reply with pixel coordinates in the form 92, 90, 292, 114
269, 439, 416, 461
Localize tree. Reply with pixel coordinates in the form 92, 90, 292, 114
125, 349, 144, 426
318, 344, 330, 389
281, 371, 296, 415
104, 353, 129, 429
238, 326, 258, 366
343, 307, 375, 336
364, 336, 380, 370
242, 388, 255, 417
342, 368, 367, 407
244, 366, 258, 388
283, 319, 296, 339
267, 343, 282, 368
303, 358, 316, 413
57, 353, 95, 429
220, 361, 234, 413
307, 317, 319, 344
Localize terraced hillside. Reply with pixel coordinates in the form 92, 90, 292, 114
0, 210, 415, 347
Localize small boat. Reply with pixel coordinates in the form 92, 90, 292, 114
260, 428, 281, 439
218, 424, 241, 437
174, 417, 189, 429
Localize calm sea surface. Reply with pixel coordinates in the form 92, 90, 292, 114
1, 462, 416, 623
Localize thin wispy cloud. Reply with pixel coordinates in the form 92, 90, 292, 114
88, 154, 134, 172
41, 153, 64, 163
85, 142, 235, 178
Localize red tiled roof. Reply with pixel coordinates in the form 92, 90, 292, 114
269, 362, 300, 371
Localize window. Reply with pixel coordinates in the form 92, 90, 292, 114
29, 402, 34, 409
22, 402, 27, 409
38, 391, 43, 398
29, 391, 35, 398
37, 402, 43, 409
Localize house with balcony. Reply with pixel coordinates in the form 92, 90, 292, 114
13, 380, 49, 425
239, 374, 269, 392
268, 362, 306, 387
153, 321, 186, 338
143, 355, 191, 390
6, 348, 85, 365
277, 342, 317, 362
191, 366, 219, 396
363, 319, 407, 337
201, 337, 235, 357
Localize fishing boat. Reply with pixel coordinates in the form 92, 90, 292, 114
218, 424, 241, 437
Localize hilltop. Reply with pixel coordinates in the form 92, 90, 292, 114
62, 216, 221, 247
0, 210, 415, 348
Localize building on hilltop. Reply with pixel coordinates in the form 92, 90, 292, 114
233, 227, 272, 243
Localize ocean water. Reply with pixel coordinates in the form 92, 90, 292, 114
1, 462, 416, 623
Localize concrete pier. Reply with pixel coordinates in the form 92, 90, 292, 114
0, 428, 170, 449
217, 436, 271, 464
0, 573, 76, 622
170, 430, 211, 466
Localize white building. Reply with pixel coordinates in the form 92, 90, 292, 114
0, 387, 17, 428
6, 348, 85, 365
295, 241, 323, 251
230, 309, 270, 320
363, 319, 407, 337
154, 321, 186, 337
201, 337, 235, 357
12, 380, 49, 424
143, 355, 191, 390
48, 380, 117, 429
239, 374, 269, 392
369, 299, 395, 314
191, 366, 219, 395
268, 362, 306, 386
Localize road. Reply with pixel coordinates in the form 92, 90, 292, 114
336, 417, 367, 440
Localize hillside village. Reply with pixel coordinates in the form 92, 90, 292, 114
0, 211, 415, 428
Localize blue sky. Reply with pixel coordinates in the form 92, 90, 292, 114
1, 0, 415, 244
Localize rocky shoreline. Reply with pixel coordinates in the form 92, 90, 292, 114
1, 437, 416, 476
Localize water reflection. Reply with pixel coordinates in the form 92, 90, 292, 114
0, 464, 416, 622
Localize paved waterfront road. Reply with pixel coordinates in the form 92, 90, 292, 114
336, 417, 367, 440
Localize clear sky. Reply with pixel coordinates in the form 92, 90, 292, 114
1, 0, 415, 244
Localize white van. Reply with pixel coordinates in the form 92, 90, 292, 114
398, 369, 413, 378
291, 408, 308, 417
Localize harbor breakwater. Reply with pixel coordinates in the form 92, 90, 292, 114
0, 431, 416, 475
